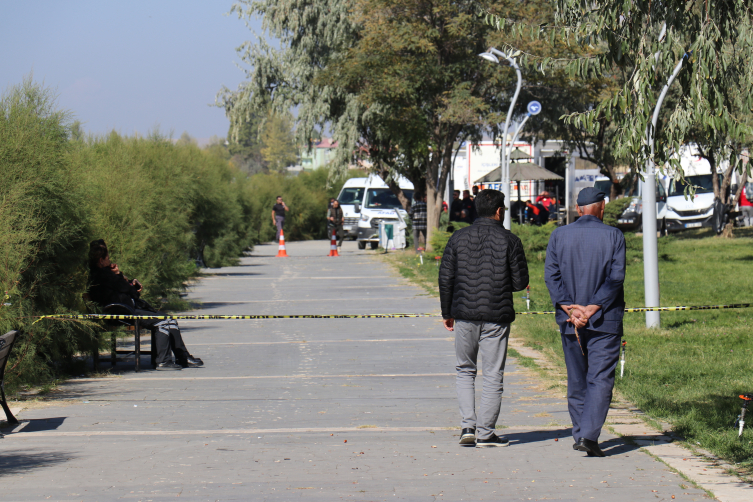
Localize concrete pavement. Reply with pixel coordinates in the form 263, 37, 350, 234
1, 240, 710, 501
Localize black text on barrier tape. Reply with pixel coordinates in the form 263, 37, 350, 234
32, 303, 753, 322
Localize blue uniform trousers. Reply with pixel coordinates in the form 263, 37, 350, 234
561, 329, 621, 442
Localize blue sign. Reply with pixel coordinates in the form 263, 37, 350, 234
527, 101, 542, 115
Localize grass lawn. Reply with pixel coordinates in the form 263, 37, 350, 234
385, 225, 753, 470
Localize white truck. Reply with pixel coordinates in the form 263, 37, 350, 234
336, 176, 414, 249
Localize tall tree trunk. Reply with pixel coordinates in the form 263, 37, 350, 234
424, 126, 459, 251
721, 152, 747, 238
425, 153, 441, 251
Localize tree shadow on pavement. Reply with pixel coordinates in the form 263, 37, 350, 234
0, 448, 73, 477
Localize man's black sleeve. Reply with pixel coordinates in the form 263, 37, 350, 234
438, 235, 457, 319
508, 235, 529, 292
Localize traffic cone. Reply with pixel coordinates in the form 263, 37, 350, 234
276, 229, 289, 257
328, 229, 339, 257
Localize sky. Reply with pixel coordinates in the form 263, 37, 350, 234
1, 1, 264, 144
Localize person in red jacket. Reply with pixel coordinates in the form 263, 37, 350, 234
536, 191, 554, 211
740, 183, 753, 227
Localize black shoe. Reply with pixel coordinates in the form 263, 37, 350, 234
156, 362, 182, 371
475, 435, 509, 448
183, 356, 203, 367
573, 438, 605, 457
459, 428, 476, 445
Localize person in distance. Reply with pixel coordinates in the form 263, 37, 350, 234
439, 189, 529, 448
87, 239, 203, 370
272, 196, 289, 241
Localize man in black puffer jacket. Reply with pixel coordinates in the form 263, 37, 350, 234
439, 189, 528, 448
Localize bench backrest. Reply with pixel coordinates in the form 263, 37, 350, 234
0, 330, 19, 381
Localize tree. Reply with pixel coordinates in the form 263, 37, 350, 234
176, 131, 197, 146
548, 1, 753, 193
226, 111, 265, 175
518, 70, 627, 200
221, 0, 563, 248
260, 111, 297, 171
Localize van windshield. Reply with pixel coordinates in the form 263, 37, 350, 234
338, 187, 364, 205
594, 179, 612, 194
669, 175, 720, 197
365, 188, 413, 209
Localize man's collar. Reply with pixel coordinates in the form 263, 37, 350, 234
577, 214, 603, 222
474, 217, 504, 226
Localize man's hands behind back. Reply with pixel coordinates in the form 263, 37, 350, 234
562, 304, 601, 329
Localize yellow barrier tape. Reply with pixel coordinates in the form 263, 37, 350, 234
31, 303, 753, 322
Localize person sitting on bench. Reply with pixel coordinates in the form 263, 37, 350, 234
87, 239, 203, 370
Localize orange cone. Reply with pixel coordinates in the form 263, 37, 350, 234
328, 229, 339, 257
276, 229, 289, 257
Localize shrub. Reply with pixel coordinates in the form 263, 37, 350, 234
510, 223, 556, 253
0, 78, 96, 390
603, 197, 632, 227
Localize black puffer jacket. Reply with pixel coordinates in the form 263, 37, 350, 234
439, 218, 529, 323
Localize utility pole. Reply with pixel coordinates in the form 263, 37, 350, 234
479, 48, 522, 229
642, 51, 689, 328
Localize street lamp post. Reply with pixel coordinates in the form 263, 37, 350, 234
641, 52, 689, 328
480, 48, 522, 229
507, 102, 542, 222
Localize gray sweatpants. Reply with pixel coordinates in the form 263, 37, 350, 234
454, 320, 510, 439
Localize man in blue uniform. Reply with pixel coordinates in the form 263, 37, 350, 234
544, 187, 626, 457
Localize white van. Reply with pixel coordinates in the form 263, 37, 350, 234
664, 145, 735, 232
616, 179, 668, 233
336, 176, 414, 250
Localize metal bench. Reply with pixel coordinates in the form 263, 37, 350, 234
83, 293, 156, 372
1, 330, 20, 428
102, 303, 156, 372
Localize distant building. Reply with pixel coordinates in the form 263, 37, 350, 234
298, 138, 338, 170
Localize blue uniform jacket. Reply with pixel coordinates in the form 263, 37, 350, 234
544, 215, 626, 334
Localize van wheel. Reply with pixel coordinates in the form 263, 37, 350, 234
357, 241, 366, 250
370, 242, 379, 250
660, 218, 667, 236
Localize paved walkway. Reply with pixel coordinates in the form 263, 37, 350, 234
1, 240, 709, 501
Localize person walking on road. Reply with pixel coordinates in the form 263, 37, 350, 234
327, 199, 345, 250
439, 189, 529, 448
544, 187, 626, 458
410, 194, 427, 251
272, 196, 289, 242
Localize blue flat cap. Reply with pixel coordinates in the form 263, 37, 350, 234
577, 187, 606, 206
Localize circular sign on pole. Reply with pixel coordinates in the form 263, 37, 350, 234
527, 101, 542, 115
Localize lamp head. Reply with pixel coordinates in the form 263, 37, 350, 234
479, 52, 499, 64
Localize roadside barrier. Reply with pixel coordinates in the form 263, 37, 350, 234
276, 229, 288, 258
328, 229, 339, 257
31, 303, 753, 322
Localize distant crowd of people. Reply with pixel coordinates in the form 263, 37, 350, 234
450, 185, 559, 226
